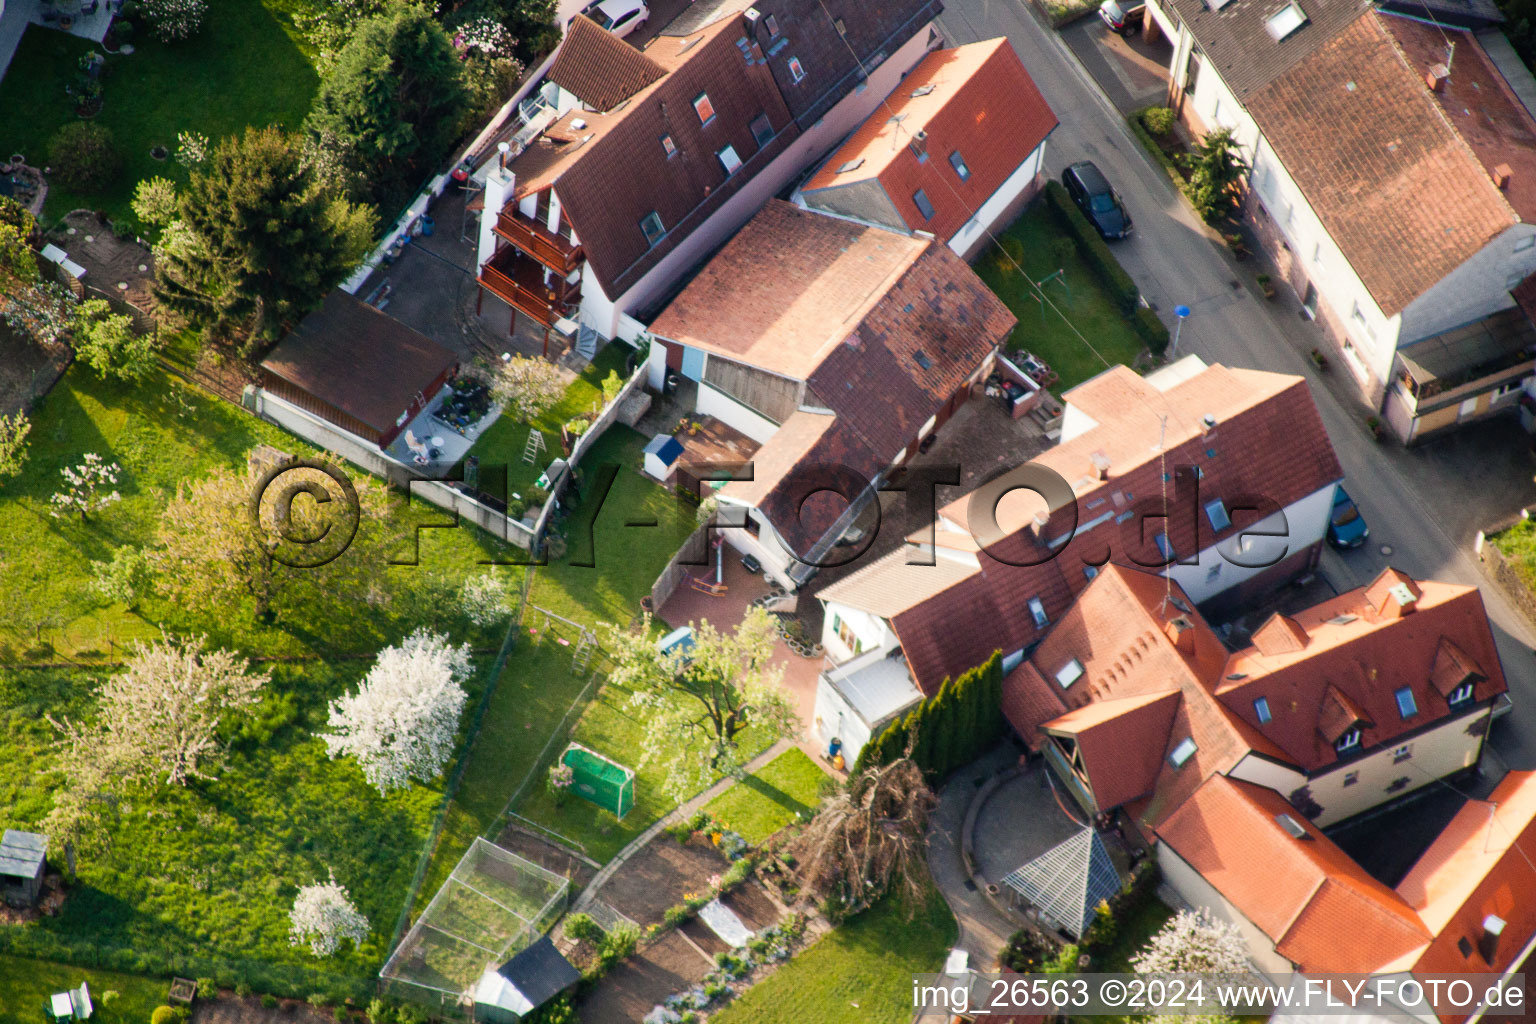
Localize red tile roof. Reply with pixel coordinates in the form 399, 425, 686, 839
1400, 771, 1536, 983
547, 15, 666, 111
801, 39, 1057, 242
1245, 12, 1518, 316
865, 362, 1341, 693
1042, 690, 1183, 811
1156, 775, 1431, 971
1215, 570, 1507, 772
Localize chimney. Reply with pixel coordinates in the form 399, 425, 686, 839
1427, 63, 1450, 92
1090, 450, 1112, 481
1493, 163, 1514, 190
1165, 616, 1196, 655
1479, 914, 1506, 963
497, 140, 511, 172
1201, 413, 1217, 436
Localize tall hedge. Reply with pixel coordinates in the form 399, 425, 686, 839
1043, 180, 1140, 316
855, 652, 1007, 778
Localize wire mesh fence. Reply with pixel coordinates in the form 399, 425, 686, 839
380, 838, 570, 1004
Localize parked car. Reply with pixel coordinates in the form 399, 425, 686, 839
1327, 485, 1370, 549
576, 0, 649, 37
1062, 161, 1133, 240
1099, 0, 1147, 33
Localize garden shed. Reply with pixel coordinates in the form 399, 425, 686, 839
259, 291, 459, 450
561, 743, 634, 818
1000, 826, 1121, 940
472, 936, 580, 1023
0, 829, 46, 907
642, 434, 684, 481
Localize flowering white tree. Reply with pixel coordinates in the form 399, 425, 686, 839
144, 0, 208, 42
323, 629, 473, 794
483, 355, 565, 424
50, 453, 122, 521
1, 279, 78, 347
290, 870, 370, 956
1131, 909, 1250, 975
458, 573, 509, 627
175, 130, 209, 166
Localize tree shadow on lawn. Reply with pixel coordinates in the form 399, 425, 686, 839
735, 774, 815, 823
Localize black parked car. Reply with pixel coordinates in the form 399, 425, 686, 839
1062, 161, 1132, 240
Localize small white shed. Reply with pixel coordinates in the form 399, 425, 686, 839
642, 434, 684, 481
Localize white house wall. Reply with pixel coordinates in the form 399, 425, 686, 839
949, 142, 1047, 257
715, 499, 800, 588
1157, 842, 1294, 976
695, 380, 782, 445
813, 678, 874, 765
1164, 484, 1334, 606
820, 601, 899, 662
1399, 225, 1536, 344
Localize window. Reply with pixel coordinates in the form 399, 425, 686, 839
912, 188, 936, 221
1335, 727, 1361, 754
1395, 686, 1418, 719
788, 56, 805, 83
1350, 301, 1376, 340
1312, 241, 1323, 265
1253, 697, 1272, 724
1343, 770, 1359, 787
1275, 813, 1307, 838
1055, 658, 1084, 689
639, 211, 665, 247
717, 145, 742, 175
1155, 532, 1174, 561
764, 12, 779, 35
1264, 2, 1309, 41
693, 93, 716, 125
1028, 597, 1048, 628
834, 615, 863, 655
750, 112, 774, 149
1002, 648, 1025, 673
1448, 681, 1476, 709
1204, 499, 1231, 532
1517, 235, 1536, 252
1393, 743, 1413, 764
949, 150, 971, 181
660, 133, 677, 158
1168, 737, 1198, 768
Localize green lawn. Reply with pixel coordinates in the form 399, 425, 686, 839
703, 747, 829, 845
714, 887, 958, 1024
0, 0, 321, 224
1491, 518, 1536, 591
0, 954, 167, 1024
461, 343, 632, 498
976, 204, 1148, 391
0, 362, 517, 997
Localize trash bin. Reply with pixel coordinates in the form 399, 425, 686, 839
827, 737, 842, 760
420, 215, 435, 237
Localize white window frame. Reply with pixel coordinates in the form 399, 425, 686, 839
1335, 727, 1361, 753
788, 56, 806, 83
1254, 697, 1272, 724
1169, 737, 1198, 768
1055, 658, 1084, 688
1028, 597, 1048, 628
693, 92, 716, 125
717, 144, 742, 175
1392, 743, 1413, 763
1204, 498, 1231, 532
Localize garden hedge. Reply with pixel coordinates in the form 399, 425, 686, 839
1128, 107, 1183, 184
856, 652, 1005, 778
1043, 180, 1140, 317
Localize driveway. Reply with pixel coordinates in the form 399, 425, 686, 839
936, 0, 1536, 772
1060, 15, 1170, 113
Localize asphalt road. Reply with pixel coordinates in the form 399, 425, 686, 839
936, 0, 1536, 774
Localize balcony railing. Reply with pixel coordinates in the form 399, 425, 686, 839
494, 207, 583, 275
478, 248, 580, 329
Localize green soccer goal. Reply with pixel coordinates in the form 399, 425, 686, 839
561, 743, 634, 818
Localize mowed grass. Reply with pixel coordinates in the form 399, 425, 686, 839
975, 204, 1148, 392
703, 747, 829, 845
714, 886, 958, 1024
0, 0, 320, 224
0, 361, 517, 994
1491, 518, 1536, 590
0, 954, 166, 1024
462, 343, 632, 497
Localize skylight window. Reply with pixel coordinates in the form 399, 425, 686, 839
1028, 597, 1048, 628
639, 211, 665, 248
1275, 813, 1308, 839
717, 145, 742, 175
1265, 2, 1309, 41
693, 93, 716, 124
911, 84, 936, 97
1254, 697, 1272, 724
913, 351, 932, 370
1204, 499, 1231, 532
788, 56, 806, 83
1056, 658, 1084, 688
1155, 532, 1175, 561
949, 150, 971, 181
1395, 687, 1418, 719
913, 188, 936, 221
837, 158, 866, 174
1168, 737, 1198, 768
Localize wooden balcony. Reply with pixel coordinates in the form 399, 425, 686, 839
493, 207, 583, 275
478, 247, 581, 329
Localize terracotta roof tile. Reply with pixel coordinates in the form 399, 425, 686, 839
1251, 613, 1309, 656
547, 15, 667, 111
1399, 771, 1536, 979
1156, 775, 1431, 970
1246, 13, 1516, 315
1216, 571, 1507, 771
1161, 0, 1376, 99
1428, 637, 1487, 698
801, 39, 1057, 241
1042, 690, 1183, 811
1001, 661, 1064, 742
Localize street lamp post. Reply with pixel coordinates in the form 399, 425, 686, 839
1171, 305, 1192, 358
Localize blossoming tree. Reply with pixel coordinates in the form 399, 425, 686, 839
323, 629, 473, 794
50, 453, 122, 521
290, 870, 370, 956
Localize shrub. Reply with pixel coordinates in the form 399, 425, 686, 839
525, 993, 576, 1024
142, 0, 207, 41
394, 1005, 428, 1024
1082, 899, 1118, 955
1045, 942, 1082, 974
598, 921, 640, 964
1043, 181, 1140, 316
308, 993, 331, 1008
1001, 928, 1053, 972
1132, 305, 1170, 357
563, 912, 600, 944
663, 903, 692, 928
334, 1007, 349, 1022
150, 1007, 178, 1024
366, 998, 393, 1023
196, 977, 218, 998
132, 176, 179, 228
234, 980, 252, 998
261, 995, 279, 1009
47, 123, 122, 193
1142, 106, 1175, 136
720, 856, 754, 890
